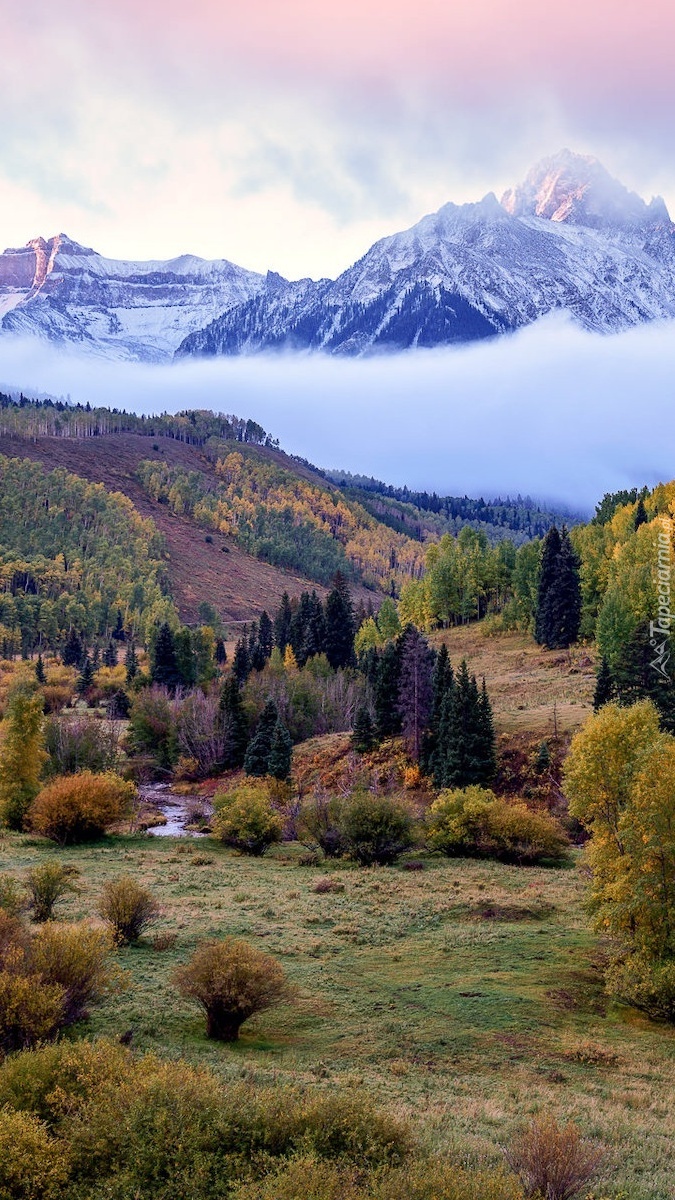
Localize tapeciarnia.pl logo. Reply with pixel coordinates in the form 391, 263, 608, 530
650, 518, 673, 681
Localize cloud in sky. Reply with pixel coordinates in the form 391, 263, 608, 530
1, 0, 674, 277
1, 317, 674, 512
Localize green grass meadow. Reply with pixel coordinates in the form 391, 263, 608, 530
1, 832, 673, 1199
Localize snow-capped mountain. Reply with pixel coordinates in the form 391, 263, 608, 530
2, 152, 675, 362
0, 234, 264, 361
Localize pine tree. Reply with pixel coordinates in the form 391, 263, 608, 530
397, 625, 434, 762
352, 704, 376, 753
175, 628, 197, 687
0, 684, 47, 829
593, 656, 614, 710
302, 592, 326, 662
35, 654, 46, 685
434, 660, 489, 789
476, 677, 497, 783
324, 572, 356, 670
76, 656, 95, 696
215, 638, 227, 666
103, 642, 117, 668
612, 623, 675, 732
62, 628, 83, 668
268, 718, 292, 780
91, 644, 101, 670
125, 642, 138, 684
373, 640, 402, 739
151, 623, 181, 691
232, 637, 250, 684
244, 699, 279, 776
219, 677, 249, 769
535, 740, 551, 773
634, 495, 649, 530
274, 592, 293, 652
112, 609, 126, 641
290, 593, 312, 665
257, 611, 274, 661
535, 526, 581, 649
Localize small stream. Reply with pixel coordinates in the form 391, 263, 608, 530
139, 783, 211, 838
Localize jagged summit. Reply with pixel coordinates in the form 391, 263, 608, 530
501, 149, 671, 228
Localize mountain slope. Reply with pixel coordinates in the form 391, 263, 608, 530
0, 234, 265, 361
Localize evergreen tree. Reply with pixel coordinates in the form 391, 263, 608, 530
535, 526, 581, 649
397, 625, 434, 762
423, 643, 454, 774
218, 677, 249, 769
91, 644, 101, 670
175, 628, 197, 687
434, 660, 492, 789
76, 656, 95, 696
35, 654, 46, 685
268, 718, 292, 781
290, 592, 312, 665
0, 684, 47, 830
373, 640, 402, 739
274, 592, 293, 652
125, 642, 138, 684
593, 656, 615, 710
244, 698, 279, 776
151, 623, 182, 691
257, 611, 274, 661
535, 740, 551, 773
215, 638, 227, 666
302, 591, 326, 662
62, 628, 83, 668
324, 572, 356, 670
634, 495, 649, 530
612, 623, 675, 732
352, 704, 376, 753
112, 609, 126, 641
103, 642, 117, 668
232, 636, 250, 684
476, 677, 497, 783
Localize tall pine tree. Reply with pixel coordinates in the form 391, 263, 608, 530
274, 593, 293, 652
324, 573, 356, 670
219, 677, 249, 769
397, 625, 434, 762
244, 698, 279, 776
268, 718, 292, 781
151, 623, 182, 691
535, 526, 581, 649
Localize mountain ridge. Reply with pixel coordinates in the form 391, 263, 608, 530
2, 151, 674, 361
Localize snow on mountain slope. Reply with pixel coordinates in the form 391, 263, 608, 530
0, 235, 265, 361
3, 152, 675, 361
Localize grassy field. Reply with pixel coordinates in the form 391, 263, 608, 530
2, 831, 673, 1199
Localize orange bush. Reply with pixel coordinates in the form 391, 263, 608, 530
28, 772, 136, 845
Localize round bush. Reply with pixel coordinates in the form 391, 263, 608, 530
30, 922, 117, 1024
28, 772, 136, 844
0, 971, 65, 1053
340, 791, 415, 866
0, 1106, 69, 1200
26, 862, 79, 923
212, 783, 283, 856
174, 937, 290, 1041
97, 876, 160, 945
427, 787, 568, 865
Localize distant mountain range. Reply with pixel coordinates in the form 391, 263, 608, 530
1, 150, 674, 362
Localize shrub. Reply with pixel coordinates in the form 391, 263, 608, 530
301, 1091, 412, 1167
127, 687, 178, 771
212, 783, 283, 856
0, 1106, 70, 1200
30, 922, 118, 1024
340, 791, 415, 866
0, 971, 65, 1052
427, 787, 569, 865
312, 876, 345, 894
26, 861, 80, 922
0, 872, 25, 917
98, 876, 161, 945
44, 712, 120, 776
605, 953, 675, 1022
373, 1160, 525, 1200
232, 1158, 362, 1200
173, 937, 290, 1041
504, 1115, 604, 1200
299, 793, 347, 858
0, 911, 30, 968
28, 772, 136, 844
0, 1038, 131, 1126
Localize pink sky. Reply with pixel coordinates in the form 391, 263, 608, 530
1, 0, 674, 275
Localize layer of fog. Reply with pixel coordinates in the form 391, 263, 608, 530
2, 314, 675, 513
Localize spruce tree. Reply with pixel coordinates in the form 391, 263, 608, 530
244, 698, 279, 776
290, 592, 312, 665
103, 642, 117, 668
593, 656, 614, 710
397, 625, 434, 762
35, 654, 46, 685
248, 623, 267, 673
257, 611, 274, 662
535, 526, 581, 649
324, 573, 356, 670
302, 592, 326, 662
535, 740, 551, 773
434, 660, 491, 788
476, 677, 497, 783
62, 628, 83, 668
215, 639, 227, 666
151, 623, 181, 691
352, 704, 376, 753
219, 677, 249, 769
76, 656, 95, 696
268, 718, 292, 780
274, 592, 293, 652
125, 642, 138, 684
232, 637, 250, 684
373, 640, 402, 739
634, 495, 649, 530
112, 609, 125, 641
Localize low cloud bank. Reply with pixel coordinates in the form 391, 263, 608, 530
1, 315, 674, 512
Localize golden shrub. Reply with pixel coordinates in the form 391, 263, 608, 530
28, 772, 136, 844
